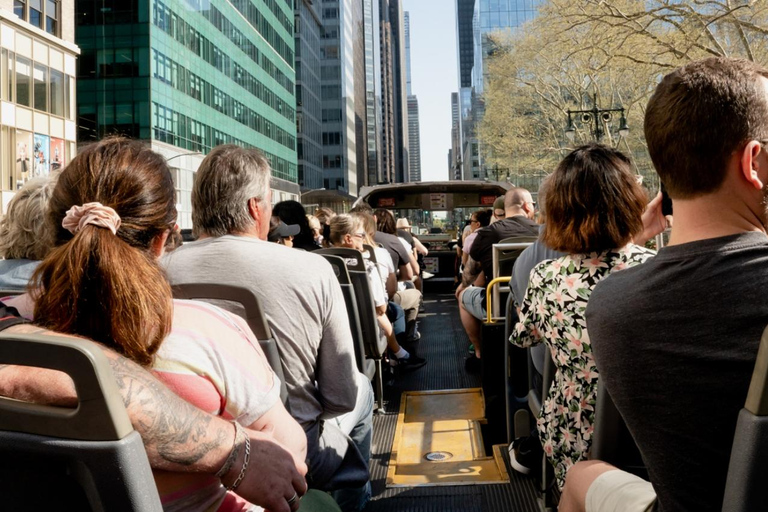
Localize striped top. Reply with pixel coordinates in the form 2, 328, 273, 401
3, 295, 279, 512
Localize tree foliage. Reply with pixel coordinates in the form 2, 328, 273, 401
479, 0, 768, 184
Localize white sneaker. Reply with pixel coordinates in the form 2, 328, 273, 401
422, 271, 434, 279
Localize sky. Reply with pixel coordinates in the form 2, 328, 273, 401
403, 0, 458, 182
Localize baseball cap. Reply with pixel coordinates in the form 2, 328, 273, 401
268, 220, 300, 243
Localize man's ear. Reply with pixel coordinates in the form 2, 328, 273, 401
248, 197, 261, 221
740, 140, 765, 190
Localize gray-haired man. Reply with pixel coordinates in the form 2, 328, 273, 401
163, 145, 373, 512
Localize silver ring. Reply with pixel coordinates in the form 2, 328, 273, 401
287, 493, 299, 505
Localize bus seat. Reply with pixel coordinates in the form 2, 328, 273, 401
591, 381, 648, 480
318, 254, 376, 381
504, 292, 530, 444
490, 239, 536, 321
170, 283, 290, 408
722, 324, 768, 512
317, 248, 386, 412
0, 332, 162, 511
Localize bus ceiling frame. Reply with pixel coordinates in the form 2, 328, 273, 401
354, 181, 513, 211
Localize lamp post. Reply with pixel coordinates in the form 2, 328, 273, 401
565, 93, 629, 144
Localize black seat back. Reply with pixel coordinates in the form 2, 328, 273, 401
0, 333, 162, 511
591, 382, 648, 480
319, 254, 374, 379
171, 283, 289, 406
722, 325, 768, 512
317, 248, 385, 358
496, 236, 539, 278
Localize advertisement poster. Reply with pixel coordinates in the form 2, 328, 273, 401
50, 138, 65, 172
33, 133, 50, 178
15, 130, 32, 189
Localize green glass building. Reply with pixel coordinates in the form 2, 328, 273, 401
75, 0, 299, 227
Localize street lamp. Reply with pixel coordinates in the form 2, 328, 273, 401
565, 93, 629, 144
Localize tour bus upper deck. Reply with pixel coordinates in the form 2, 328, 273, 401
355, 181, 511, 280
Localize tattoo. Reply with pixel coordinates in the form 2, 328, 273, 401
462, 257, 481, 288
105, 352, 228, 468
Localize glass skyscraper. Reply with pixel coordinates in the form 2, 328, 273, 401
455, 0, 540, 181
295, 0, 323, 191
75, 0, 299, 227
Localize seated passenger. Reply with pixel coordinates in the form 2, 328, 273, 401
457, 187, 538, 369
307, 214, 323, 246
0, 305, 307, 512
0, 176, 56, 290
511, 144, 656, 490
268, 216, 300, 247
350, 203, 414, 284
329, 214, 425, 370
5, 138, 306, 511
273, 200, 320, 251
163, 145, 373, 512
563, 57, 768, 512
461, 209, 493, 267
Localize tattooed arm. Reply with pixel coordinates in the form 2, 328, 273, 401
0, 324, 307, 512
461, 255, 482, 288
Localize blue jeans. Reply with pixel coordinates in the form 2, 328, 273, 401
387, 301, 406, 337
331, 372, 374, 512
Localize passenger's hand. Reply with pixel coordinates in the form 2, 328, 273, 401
636, 192, 669, 246
227, 428, 308, 512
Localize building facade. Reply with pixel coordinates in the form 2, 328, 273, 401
407, 95, 419, 181
319, 0, 361, 196
295, 0, 323, 191
404, 11, 419, 182
362, 0, 381, 186
0, 0, 78, 209
75, 0, 299, 228
379, 0, 408, 184
449, 91, 460, 180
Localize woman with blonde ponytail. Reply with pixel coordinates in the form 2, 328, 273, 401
328, 214, 425, 371
4, 138, 306, 512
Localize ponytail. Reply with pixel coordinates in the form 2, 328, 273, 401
32, 137, 177, 367
32, 224, 172, 367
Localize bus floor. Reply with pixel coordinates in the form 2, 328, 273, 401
365, 284, 544, 512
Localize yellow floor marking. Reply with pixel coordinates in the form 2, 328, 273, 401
387, 389, 510, 487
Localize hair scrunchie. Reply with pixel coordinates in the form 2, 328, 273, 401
62, 202, 122, 236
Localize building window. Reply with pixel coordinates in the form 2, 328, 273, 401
15, 56, 31, 107
45, 0, 57, 34
14, 0, 25, 20
49, 69, 63, 116
29, 0, 43, 28
14, 0, 59, 35
33, 63, 47, 112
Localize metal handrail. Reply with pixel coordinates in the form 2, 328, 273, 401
486, 276, 511, 324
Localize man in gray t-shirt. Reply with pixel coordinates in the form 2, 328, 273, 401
164, 146, 372, 512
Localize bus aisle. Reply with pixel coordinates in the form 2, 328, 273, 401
366, 282, 543, 512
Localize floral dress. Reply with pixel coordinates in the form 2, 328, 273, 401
512, 244, 654, 489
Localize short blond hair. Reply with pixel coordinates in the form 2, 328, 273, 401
0, 176, 56, 260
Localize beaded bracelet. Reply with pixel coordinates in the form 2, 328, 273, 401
226, 422, 251, 491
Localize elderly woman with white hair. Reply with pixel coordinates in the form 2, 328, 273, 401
0, 176, 56, 290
